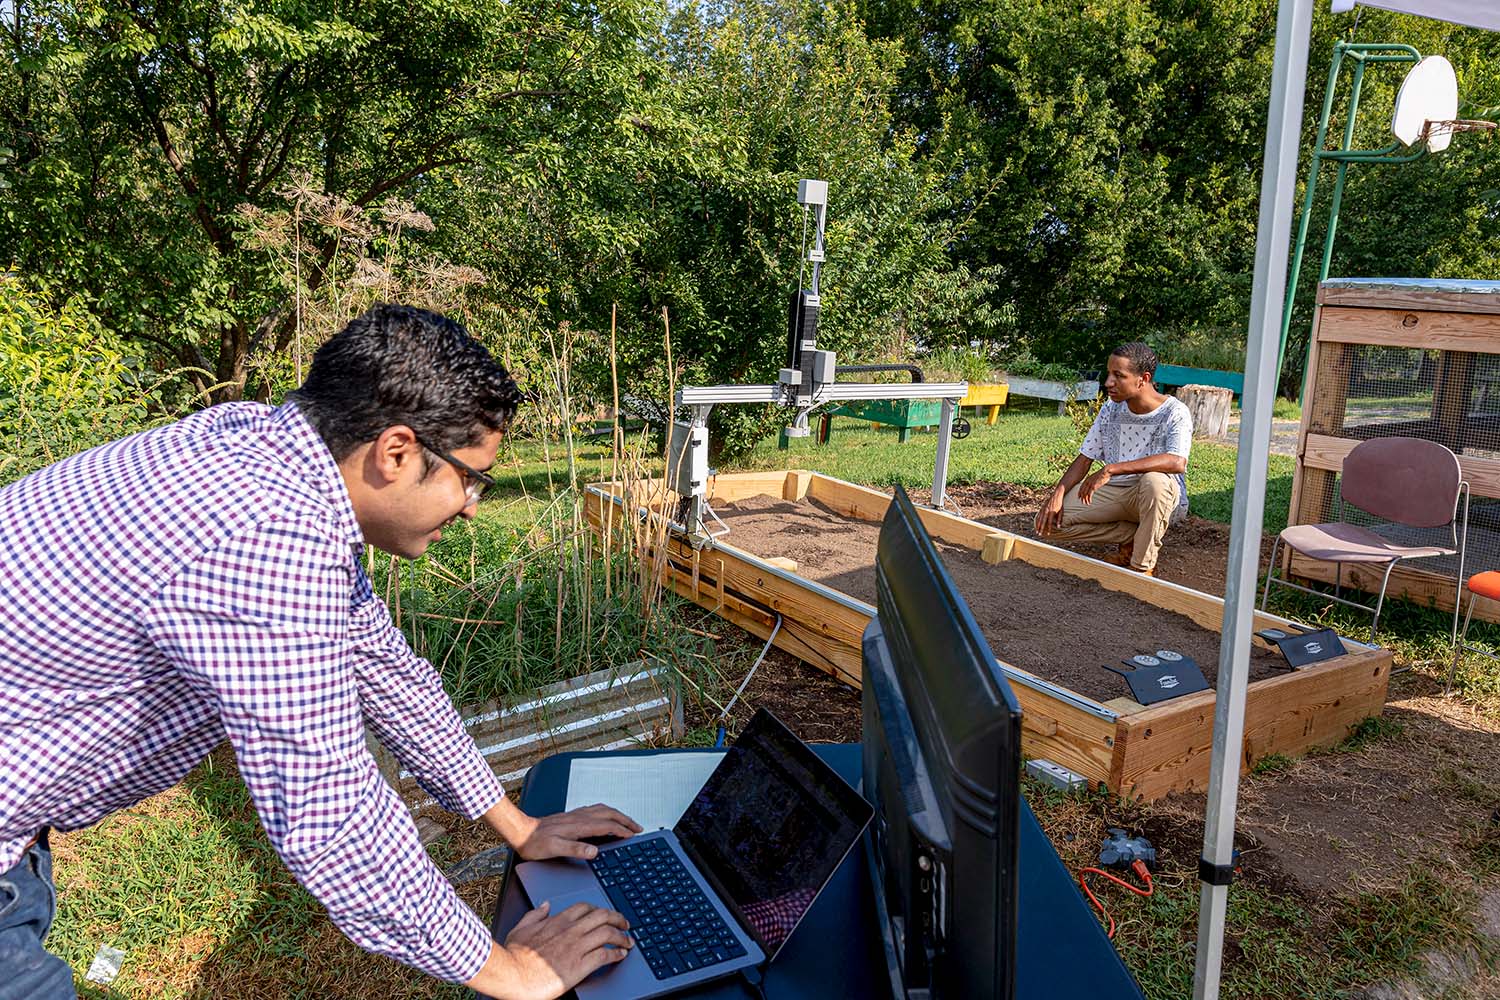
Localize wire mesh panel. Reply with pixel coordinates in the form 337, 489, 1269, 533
1289, 279, 1500, 620
1311, 344, 1500, 458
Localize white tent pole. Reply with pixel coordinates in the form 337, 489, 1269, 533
1192, 0, 1315, 997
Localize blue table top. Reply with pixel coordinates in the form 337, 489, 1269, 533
486, 745, 1144, 1000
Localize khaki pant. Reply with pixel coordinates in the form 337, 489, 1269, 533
1042, 472, 1181, 572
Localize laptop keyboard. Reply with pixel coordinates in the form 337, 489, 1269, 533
590, 838, 748, 980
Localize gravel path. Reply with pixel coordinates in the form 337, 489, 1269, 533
1208, 416, 1301, 457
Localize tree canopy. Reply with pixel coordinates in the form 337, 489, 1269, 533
4, 0, 1498, 439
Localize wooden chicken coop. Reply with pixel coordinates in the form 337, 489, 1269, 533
1288, 278, 1500, 621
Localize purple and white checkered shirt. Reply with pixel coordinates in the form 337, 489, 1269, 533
0, 401, 505, 982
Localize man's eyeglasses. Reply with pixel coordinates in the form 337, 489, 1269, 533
415, 436, 495, 504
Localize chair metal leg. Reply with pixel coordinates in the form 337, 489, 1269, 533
1452, 569, 1465, 646
1260, 535, 1283, 611
1370, 560, 1399, 642
1450, 488, 1469, 644
1448, 592, 1479, 695
1334, 561, 1342, 601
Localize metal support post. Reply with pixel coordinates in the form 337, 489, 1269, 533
932, 398, 956, 509
1194, 0, 1313, 997
675, 381, 967, 529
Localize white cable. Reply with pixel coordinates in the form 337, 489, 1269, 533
721, 613, 781, 721
704, 498, 731, 539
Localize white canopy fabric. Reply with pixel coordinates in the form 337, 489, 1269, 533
1197, 1, 1495, 997
1330, 0, 1500, 32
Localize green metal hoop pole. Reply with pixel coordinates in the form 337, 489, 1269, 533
1276, 41, 1423, 396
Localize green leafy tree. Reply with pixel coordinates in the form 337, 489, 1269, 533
859, 0, 1280, 367
0, 275, 208, 484
581, 0, 995, 452
858, 0, 1500, 386
2, 0, 658, 401
410, 0, 995, 453
1279, 10, 1500, 391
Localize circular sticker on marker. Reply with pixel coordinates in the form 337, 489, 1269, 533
1155, 650, 1183, 662
1131, 654, 1161, 667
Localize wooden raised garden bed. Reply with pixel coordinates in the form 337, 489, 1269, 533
584, 471, 1390, 800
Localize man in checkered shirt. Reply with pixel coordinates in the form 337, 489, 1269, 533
1034, 342, 1193, 576
0, 305, 640, 999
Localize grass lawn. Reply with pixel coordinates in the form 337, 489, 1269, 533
54, 747, 477, 999
44, 408, 1493, 998
734, 412, 1296, 533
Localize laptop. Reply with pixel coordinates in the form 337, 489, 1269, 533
515, 708, 873, 1000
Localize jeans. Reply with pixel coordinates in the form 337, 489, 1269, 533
0, 830, 75, 999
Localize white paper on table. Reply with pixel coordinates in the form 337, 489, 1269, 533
564, 753, 723, 832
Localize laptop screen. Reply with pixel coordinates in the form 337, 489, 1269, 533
674, 709, 873, 958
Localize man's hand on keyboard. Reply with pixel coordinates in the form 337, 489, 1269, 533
513, 803, 644, 862
475, 901, 633, 999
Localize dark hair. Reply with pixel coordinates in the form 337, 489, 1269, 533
288, 304, 522, 464
1110, 341, 1158, 381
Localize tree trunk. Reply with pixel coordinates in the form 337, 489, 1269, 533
212, 318, 250, 403
1176, 384, 1233, 438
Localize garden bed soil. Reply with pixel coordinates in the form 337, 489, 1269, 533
903, 481, 1273, 600
713, 493, 1286, 703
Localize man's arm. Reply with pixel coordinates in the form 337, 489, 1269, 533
347, 569, 640, 855
468, 902, 632, 999
1093, 454, 1189, 476
143, 519, 627, 997
1074, 451, 1188, 504
485, 795, 640, 861
1036, 454, 1094, 535
347, 571, 510, 819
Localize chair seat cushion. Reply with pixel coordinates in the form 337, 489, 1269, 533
1279, 522, 1455, 563
1469, 571, 1500, 602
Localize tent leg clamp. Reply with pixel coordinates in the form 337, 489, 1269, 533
1198, 856, 1238, 887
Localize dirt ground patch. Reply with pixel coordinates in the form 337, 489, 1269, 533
686, 639, 865, 745
714, 492, 1286, 702
1229, 690, 1500, 897
906, 481, 1275, 599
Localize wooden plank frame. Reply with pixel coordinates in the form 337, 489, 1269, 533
1290, 280, 1500, 622
586, 471, 1391, 800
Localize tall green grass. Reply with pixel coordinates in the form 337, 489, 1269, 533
365, 320, 718, 711
367, 492, 718, 709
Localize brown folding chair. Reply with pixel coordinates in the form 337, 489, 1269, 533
1260, 436, 1470, 641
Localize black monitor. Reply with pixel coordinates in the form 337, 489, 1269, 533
862, 485, 1022, 1000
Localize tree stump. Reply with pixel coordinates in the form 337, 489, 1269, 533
1176, 384, 1233, 438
